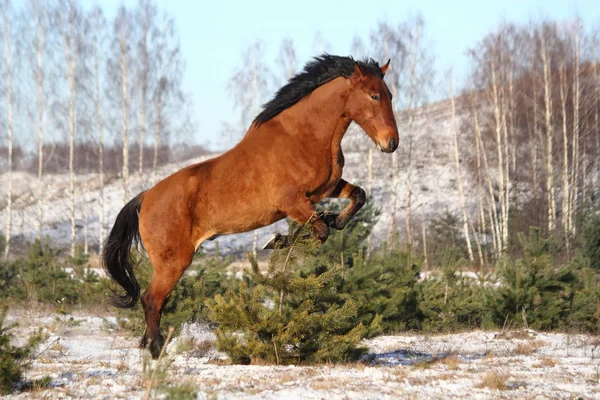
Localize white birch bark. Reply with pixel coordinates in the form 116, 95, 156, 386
490, 59, 506, 252
92, 9, 105, 254
119, 11, 130, 204
33, 0, 46, 239
569, 27, 580, 236
540, 30, 556, 232
2, 0, 13, 258
449, 71, 474, 262
60, 0, 78, 257
559, 64, 570, 250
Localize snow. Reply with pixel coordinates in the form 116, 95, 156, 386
4, 309, 600, 399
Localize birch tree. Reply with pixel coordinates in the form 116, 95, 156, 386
449, 70, 474, 262
399, 15, 432, 248
276, 37, 297, 84
57, 0, 84, 256
559, 56, 570, 250
539, 26, 556, 233
114, 6, 131, 204
27, 0, 49, 239
370, 22, 406, 247
134, 0, 155, 178
2, 0, 14, 258
90, 6, 106, 253
569, 23, 580, 236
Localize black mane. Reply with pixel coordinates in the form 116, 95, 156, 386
254, 54, 383, 125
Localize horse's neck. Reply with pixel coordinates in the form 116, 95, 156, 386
293, 78, 352, 148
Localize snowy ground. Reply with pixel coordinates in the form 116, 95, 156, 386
4, 308, 600, 399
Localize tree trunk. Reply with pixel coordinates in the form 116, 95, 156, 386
594, 39, 600, 198
404, 22, 418, 248
138, 10, 150, 178
35, 1, 45, 239
540, 31, 556, 232
93, 9, 105, 254
120, 14, 129, 204
449, 71, 474, 262
531, 52, 540, 198
470, 93, 501, 258
569, 28, 580, 236
490, 59, 507, 253
61, 0, 77, 257
2, 0, 13, 258
559, 64, 570, 252
473, 102, 487, 263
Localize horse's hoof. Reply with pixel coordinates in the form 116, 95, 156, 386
262, 234, 282, 250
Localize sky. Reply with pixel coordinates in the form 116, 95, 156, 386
84, 0, 598, 149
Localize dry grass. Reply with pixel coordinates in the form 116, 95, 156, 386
539, 357, 557, 368
406, 375, 428, 386
384, 367, 407, 383
206, 357, 232, 365
495, 330, 536, 340
441, 354, 460, 370
477, 371, 509, 390
310, 377, 353, 391
514, 340, 544, 355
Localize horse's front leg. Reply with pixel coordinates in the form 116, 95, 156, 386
320, 179, 366, 230
263, 195, 329, 249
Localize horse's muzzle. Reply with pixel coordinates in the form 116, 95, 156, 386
381, 137, 398, 153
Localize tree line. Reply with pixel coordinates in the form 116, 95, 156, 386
1, 8, 599, 269
0, 0, 194, 257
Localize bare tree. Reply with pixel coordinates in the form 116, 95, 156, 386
90, 6, 106, 253
57, 0, 84, 256
559, 57, 570, 251
150, 11, 184, 184
399, 15, 432, 248
27, 0, 49, 239
569, 23, 580, 237
276, 37, 297, 84
115, 6, 130, 204
449, 70, 474, 262
313, 30, 330, 55
2, 0, 14, 258
594, 33, 600, 197
539, 27, 556, 232
134, 0, 155, 178
370, 22, 406, 246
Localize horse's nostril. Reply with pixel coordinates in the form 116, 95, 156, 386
388, 138, 396, 152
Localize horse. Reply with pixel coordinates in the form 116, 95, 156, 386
102, 54, 399, 359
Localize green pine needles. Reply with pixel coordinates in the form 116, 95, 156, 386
206, 223, 370, 365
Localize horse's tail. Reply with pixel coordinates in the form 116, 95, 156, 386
102, 192, 145, 308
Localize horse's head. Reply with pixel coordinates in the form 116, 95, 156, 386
345, 60, 399, 153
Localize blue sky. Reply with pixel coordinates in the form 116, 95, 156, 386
87, 0, 598, 149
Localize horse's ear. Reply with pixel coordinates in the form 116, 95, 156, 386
380, 59, 391, 76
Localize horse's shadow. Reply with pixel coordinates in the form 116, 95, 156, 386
365, 349, 488, 366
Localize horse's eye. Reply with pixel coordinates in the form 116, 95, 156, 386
371, 94, 380, 101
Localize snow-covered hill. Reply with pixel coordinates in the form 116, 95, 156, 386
0, 99, 476, 256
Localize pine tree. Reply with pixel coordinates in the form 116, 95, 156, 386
0, 306, 46, 394
206, 225, 369, 365
495, 227, 577, 330
342, 249, 421, 335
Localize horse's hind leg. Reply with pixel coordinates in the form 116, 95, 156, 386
141, 243, 194, 359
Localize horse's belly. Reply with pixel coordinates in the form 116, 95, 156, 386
213, 207, 285, 235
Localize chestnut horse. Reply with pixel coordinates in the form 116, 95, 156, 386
102, 55, 399, 358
